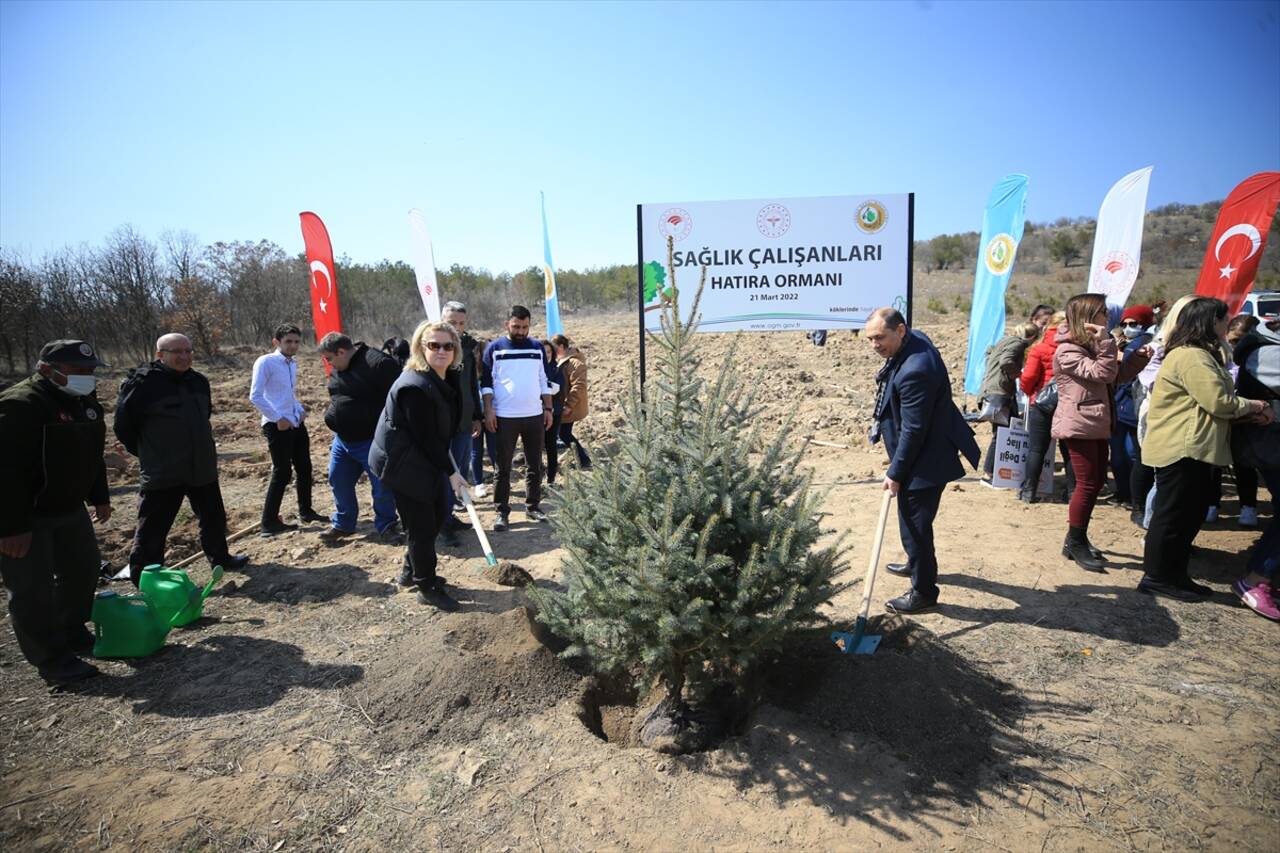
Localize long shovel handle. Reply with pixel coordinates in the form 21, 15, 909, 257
857, 490, 895, 623
449, 451, 499, 567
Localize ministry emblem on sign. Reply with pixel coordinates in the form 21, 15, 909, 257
984, 234, 1017, 276
658, 208, 693, 242
855, 200, 887, 233
1094, 251, 1136, 292
756, 204, 791, 238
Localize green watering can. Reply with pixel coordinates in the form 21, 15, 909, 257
91, 591, 171, 658
138, 564, 224, 628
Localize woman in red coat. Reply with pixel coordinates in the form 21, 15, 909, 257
1017, 311, 1072, 504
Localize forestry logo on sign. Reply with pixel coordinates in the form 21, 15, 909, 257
756, 203, 791, 238
855, 200, 887, 233
984, 234, 1017, 276
658, 208, 693, 242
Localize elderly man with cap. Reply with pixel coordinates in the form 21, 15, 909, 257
0, 340, 112, 686
114, 333, 249, 584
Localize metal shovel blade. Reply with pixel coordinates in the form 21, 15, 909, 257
831, 617, 881, 655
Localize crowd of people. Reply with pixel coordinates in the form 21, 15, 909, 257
961, 294, 1279, 612
0, 302, 592, 684
0, 289, 1274, 688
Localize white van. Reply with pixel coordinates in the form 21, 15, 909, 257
1241, 290, 1280, 320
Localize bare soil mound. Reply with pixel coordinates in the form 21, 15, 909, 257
365, 607, 582, 752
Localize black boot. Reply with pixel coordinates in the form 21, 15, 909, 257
1017, 483, 1039, 504
1062, 527, 1105, 572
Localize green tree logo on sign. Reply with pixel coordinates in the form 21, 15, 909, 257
856, 200, 887, 233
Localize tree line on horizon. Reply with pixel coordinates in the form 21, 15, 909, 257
1, 200, 1277, 373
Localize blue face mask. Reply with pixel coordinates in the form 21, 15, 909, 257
1122, 325, 1143, 340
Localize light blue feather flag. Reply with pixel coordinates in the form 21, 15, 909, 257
540, 192, 563, 336
963, 174, 1029, 396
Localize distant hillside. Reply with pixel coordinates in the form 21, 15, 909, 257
911, 200, 1280, 322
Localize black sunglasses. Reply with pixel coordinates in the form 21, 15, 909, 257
426, 341, 456, 352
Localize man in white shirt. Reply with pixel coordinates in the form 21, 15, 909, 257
480, 306, 553, 531
250, 323, 325, 535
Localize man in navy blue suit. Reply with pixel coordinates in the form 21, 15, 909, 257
866, 308, 981, 613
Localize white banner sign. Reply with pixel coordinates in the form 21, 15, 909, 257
992, 421, 1054, 493
408, 208, 442, 322
638, 193, 912, 332
1087, 166, 1152, 309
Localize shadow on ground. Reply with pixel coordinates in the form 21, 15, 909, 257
706, 622, 1081, 839
936, 574, 1181, 646
78, 634, 363, 717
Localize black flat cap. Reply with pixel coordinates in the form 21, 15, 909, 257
38, 339, 108, 368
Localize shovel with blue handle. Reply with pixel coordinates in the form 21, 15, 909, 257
832, 489, 894, 655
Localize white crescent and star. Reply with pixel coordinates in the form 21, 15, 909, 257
310, 260, 333, 313
1215, 223, 1262, 280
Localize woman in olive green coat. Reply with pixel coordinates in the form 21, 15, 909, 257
1139, 297, 1273, 600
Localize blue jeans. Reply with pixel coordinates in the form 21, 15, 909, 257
328, 436, 398, 533
472, 429, 497, 483
448, 431, 474, 507
1109, 424, 1139, 504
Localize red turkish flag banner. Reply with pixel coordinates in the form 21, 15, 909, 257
299, 212, 343, 373
1194, 172, 1280, 315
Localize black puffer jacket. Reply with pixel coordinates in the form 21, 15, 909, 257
114, 362, 219, 490
0, 377, 108, 535
323, 343, 402, 442
369, 368, 461, 502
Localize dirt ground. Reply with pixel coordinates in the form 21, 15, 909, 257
1, 307, 1277, 852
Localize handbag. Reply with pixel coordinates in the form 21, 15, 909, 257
1032, 378, 1059, 414
967, 394, 1012, 427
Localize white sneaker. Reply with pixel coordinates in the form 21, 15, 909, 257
1239, 506, 1258, 528
474, 483, 488, 499
1205, 506, 1219, 523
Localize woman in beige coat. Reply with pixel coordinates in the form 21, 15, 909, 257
551, 334, 592, 470
1139, 297, 1273, 600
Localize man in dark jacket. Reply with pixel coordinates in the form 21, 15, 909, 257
115, 334, 248, 584
866, 309, 981, 614
0, 340, 112, 686
441, 302, 484, 544
317, 333, 403, 544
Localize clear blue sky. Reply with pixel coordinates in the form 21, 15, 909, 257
2, 0, 1277, 274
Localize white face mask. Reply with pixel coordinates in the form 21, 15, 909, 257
1122, 325, 1143, 340
54, 371, 97, 396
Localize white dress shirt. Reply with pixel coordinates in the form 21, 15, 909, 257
249, 350, 305, 426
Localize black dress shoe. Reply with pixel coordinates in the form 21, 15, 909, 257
885, 590, 938, 614
39, 656, 99, 687
298, 510, 328, 525
438, 528, 460, 548
885, 563, 911, 577
417, 585, 460, 612
259, 518, 298, 537
217, 554, 249, 571
1137, 576, 1211, 601
319, 527, 356, 544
